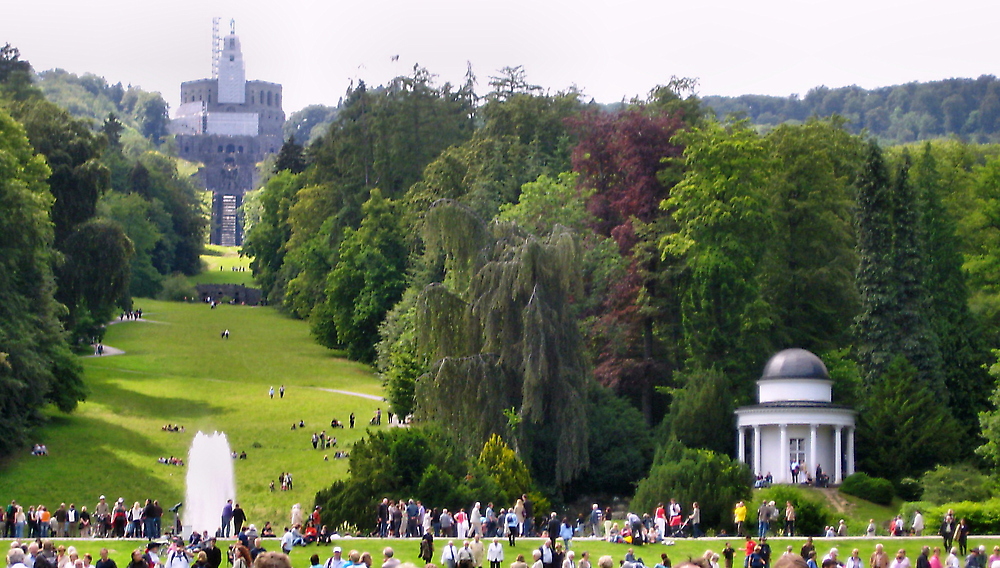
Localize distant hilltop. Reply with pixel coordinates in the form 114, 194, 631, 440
703, 75, 1000, 144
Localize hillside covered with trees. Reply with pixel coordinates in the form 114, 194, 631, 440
704, 75, 1000, 144
0, 44, 206, 453
244, 65, 1000, 522
11, 35, 1000, 525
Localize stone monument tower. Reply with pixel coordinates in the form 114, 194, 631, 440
170, 19, 284, 246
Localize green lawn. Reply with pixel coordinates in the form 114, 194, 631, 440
3, 536, 998, 568
0, 299, 385, 528
192, 246, 255, 286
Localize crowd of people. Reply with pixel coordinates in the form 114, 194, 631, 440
119, 309, 144, 321
1, 533, 297, 568
0, 497, 186, 540
365, 498, 709, 546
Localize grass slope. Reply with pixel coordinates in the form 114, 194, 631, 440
756, 487, 899, 536
0, 299, 385, 527
191, 246, 255, 286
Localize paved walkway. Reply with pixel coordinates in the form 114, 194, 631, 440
315, 388, 384, 401
83, 345, 125, 358
83, 317, 162, 358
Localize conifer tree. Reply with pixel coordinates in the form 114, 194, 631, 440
855, 142, 960, 472
857, 356, 959, 479
889, 153, 946, 396
914, 144, 992, 445
854, 142, 898, 386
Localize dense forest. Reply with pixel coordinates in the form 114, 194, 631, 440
0, 44, 205, 453
243, 65, 1000, 522
11, 36, 1000, 522
704, 75, 1000, 144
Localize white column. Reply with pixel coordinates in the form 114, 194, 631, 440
779, 424, 788, 483
738, 427, 746, 463
809, 424, 818, 479
753, 425, 762, 476
834, 425, 843, 484
846, 426, 855, 476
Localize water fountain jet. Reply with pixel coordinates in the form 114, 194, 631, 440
184, 431, 236, 535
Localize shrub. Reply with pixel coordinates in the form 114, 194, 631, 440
633, 439, 753, 531
566, 386, 653, 497
478, 434, 532, 504
921, 464, 992, 504
896, 477, 923, 501
416, 464, 460, 508
157, 273, 197, 301
926, 500, 1000, 535
840, 472, 894, 505
757, 485, 831, 537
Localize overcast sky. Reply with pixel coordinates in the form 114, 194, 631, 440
3, 0, 996, 115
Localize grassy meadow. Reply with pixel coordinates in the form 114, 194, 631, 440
190, 246, 255, 286
0, 295, 386, 527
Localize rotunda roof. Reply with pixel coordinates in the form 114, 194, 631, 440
761, 348, 829, 380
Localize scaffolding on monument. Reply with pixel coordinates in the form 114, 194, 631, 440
211, 17, 222, 79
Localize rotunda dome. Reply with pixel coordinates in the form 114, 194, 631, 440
761, 348, 829, 380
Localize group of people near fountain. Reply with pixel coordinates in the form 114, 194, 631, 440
157, 457, 185, 467
0, 498, 168, 540
162, 425, 186, 433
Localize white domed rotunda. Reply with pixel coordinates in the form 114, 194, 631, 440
735, 348, 856, 485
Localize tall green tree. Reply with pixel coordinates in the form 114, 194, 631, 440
661, 120, 775, 396
854, 142, 899, 386
667, 368, 734, 455
57, 218, 134, 335
7, 97, 134, 337
98, 191, 164, 297
10, 98, 110, 245
274, 136, 306, 175
913, 144, 992, 445
313, 188, 408, 363
242, 171, 304, 302
131, 153, 206, 276
270, 69, 474, 324
855, 143, 947, 394
763, 119, 863, 352
0, 44, 38, 101
0, 108, 86, 452
890, 153, 946, 395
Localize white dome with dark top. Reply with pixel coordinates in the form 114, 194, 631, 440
736, 347, 856, 486
761, 348, 830, 380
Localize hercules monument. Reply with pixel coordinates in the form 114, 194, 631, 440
170, 19, 284, 246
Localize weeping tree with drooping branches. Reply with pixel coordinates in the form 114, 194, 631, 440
414, 199, 590, 490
